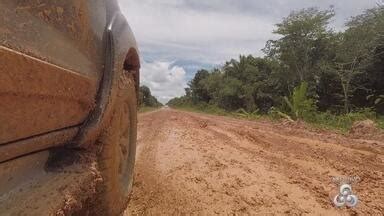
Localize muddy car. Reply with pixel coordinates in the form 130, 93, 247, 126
0, 0, 139, 215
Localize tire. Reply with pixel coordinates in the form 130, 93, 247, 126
97, 72, 137, 216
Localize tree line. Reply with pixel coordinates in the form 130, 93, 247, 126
168, 6, 384, 120
139, 85, 163, 108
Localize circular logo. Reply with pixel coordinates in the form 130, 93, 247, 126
333, 184, 358, 208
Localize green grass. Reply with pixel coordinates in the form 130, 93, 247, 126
378, 116, 384, 129
303, 110, 378, 132
171, 104, 383, 133
172, 104, 230, 116
268, 106, 380, 132
170, 104, 263, 121
139, 106, 160, 113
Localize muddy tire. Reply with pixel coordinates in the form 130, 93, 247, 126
97, 73, 137, 216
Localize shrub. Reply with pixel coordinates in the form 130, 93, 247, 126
283, 82, 317, 120
304, 108, 377, 131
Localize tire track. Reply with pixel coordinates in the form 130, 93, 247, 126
125, 109, 384, 215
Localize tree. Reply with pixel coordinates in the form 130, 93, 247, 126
199, 69, 223, 103
168, 6, 384, 118
264, 7, 335, 94
348, 7, 384, 113
216, 77, 244, 110
139, 85, 162, 107
188, 69, 211, 103
329, 7, 384, 113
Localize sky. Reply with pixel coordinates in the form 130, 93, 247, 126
118, 0, 380, 104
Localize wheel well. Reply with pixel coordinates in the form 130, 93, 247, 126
123, 48, 140, 71
123, 48, 140, 98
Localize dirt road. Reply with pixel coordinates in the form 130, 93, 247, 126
125, 109, 384, 215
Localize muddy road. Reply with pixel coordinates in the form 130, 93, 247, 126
125, 109, 383, 215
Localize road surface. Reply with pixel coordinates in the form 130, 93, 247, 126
125, 108, 383, 215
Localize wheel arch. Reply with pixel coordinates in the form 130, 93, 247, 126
124, 47, 141, 100
72, 11, 140, 148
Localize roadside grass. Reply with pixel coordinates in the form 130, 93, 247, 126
171, 104, 262, 120
139, 106, 161, 113
172, 104, 231, 116
270, 109, 378, 133
171, 105, 383, 133
303, 111, 377, 133
378, 116, 384, 129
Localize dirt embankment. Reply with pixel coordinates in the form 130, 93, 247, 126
125, 109, 384, 215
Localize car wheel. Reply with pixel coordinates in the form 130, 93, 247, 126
98, 72, 137, 215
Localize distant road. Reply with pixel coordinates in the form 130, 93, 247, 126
125, 109, 384, 215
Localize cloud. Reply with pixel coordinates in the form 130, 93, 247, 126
140, 60, 188, 104
119, 0, 376, 62
118, 0, 378, 101
120, 1, 278, 63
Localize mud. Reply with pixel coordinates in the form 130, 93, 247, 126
0, 45, 97, 144
125, 108, 384, 215
0, 150, 101, 216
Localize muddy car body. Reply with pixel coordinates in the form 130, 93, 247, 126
0, 0, 139, 215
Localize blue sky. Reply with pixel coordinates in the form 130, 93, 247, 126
118, 0, 379, 103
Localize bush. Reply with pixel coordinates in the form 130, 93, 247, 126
189, 104, 229, 116
304, 108, 377, 131
282, 82, 317, 120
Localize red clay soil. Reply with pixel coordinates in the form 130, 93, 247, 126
125, 108, 384, 215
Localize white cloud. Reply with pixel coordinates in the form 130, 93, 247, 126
119, 0, 278, 64
119, 0, 376, 63
140, 60, 188, 104
118, 0, 378, 101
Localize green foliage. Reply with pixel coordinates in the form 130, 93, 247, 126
333, 7, 384, 114
234, 108, 260, 119
139, 106, 159, 113
378, 116, 384, 129
268, 107, 295, 122
304, 109, 376, 132
188, 69, 211, 103
283, 82, 316, 120
139, 85, 162, 108
168, 6, 384, 131
264, 7, 335, 92
216, 77, 244, 110
168, 101, 229, 116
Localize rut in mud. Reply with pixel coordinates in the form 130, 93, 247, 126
125, 109, 384, 215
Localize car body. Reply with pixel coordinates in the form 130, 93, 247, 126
0, 1, 140, 215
